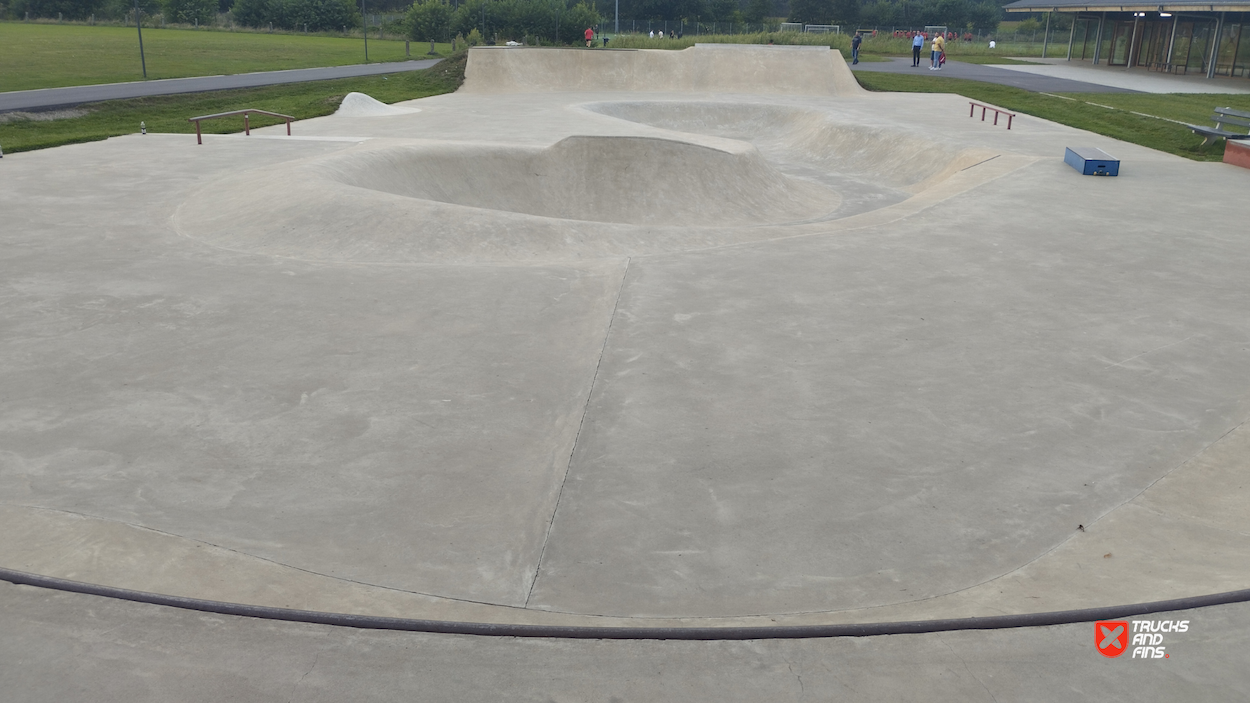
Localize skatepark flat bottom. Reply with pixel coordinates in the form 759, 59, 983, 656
1, 46, 1249, 632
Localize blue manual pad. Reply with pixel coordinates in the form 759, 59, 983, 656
1065, 147, 1120, 176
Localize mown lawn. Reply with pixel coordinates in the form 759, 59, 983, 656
853, 71, 1250, 161
0, 52, 466, 153
0, 21, 454, 92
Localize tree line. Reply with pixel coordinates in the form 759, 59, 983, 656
407, 0, 600, 44
3, 0, 1009, 37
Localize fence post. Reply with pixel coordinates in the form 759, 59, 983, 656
1041, 12, 1050, 57
1066, 16, 1077, 60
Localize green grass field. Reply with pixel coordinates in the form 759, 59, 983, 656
0, 22, 455, 92
0, 52, 466, 153
853, 71, 1250, 161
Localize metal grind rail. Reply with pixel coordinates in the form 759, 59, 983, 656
968, 101, 1016, 129
189, 109, 294, 144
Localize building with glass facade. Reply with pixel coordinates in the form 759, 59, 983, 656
1003, 0, 1250, 79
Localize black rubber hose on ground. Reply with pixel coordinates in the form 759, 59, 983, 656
3, 566, 1248, 640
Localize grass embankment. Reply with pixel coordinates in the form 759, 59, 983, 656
0, 21, 454, 92
854, 71, 1250, 161
0, 52, 466, 154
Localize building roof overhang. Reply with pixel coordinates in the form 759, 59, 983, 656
1003, 0, 1250, 12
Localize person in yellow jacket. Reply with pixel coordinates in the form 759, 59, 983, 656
930, 33, 945, 70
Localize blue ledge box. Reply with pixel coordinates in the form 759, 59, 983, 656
1065, 147, 1120, 176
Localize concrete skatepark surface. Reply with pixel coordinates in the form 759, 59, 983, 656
3, 43, 1250, 694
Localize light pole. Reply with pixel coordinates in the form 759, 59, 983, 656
361, 0, 369, 61
615, 0, 618, 37
133, 0, 147, 78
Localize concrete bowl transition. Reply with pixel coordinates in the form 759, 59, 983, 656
2, 44, 1249, 633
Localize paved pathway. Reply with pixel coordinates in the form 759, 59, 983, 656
990, 57, 1250, 95
0, 59, 441, 113
852, 56, 1141, 93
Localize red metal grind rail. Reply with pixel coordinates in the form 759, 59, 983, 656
189, 109, 294, 144
968, 101, 1015, 130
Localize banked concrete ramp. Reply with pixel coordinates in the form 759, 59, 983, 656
462, 44, 864, 96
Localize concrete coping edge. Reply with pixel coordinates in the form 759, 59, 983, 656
3, 566, 1249, 640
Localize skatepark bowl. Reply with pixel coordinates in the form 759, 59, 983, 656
2, 44, 1250, 640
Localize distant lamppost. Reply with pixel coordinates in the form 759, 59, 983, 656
134, 0, 147, 78
361, 0, 369, 61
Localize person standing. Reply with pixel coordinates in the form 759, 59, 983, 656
930, 31, 945, 70
912, 32, 924, 66
585, 26, 595, 47
851, 31, 862, 65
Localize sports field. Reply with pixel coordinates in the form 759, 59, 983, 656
0, 22, 452, 92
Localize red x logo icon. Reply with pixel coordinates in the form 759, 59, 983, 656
1096, 621, 1129, 658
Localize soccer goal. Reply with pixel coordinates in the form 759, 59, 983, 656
924, 25, 948, 36
804, 24, 840, 34
779, 22, 803, 32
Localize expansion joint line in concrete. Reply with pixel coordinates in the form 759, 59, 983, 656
4, 566, 1250, 640
523, 257, 632, 608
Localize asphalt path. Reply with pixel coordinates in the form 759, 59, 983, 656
852, 56, 1141, 93
0, 59, 442, 113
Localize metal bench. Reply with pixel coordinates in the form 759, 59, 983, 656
1187, 107, 1250, 147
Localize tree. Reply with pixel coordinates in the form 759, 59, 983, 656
558, 1, 599, 42
935, 0, 970, 30
448, 0, 600, 45
163, 0, 215, 23
787, 0, 830, 24
967, 1, 998, 33
10, 0, 106, 19
830, 0, 856, 25
858, 0, 896, 26
407, 0, 451, 41
743, 0, 769, 23
233, 0, 359, 30
707, 0, 739, 22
